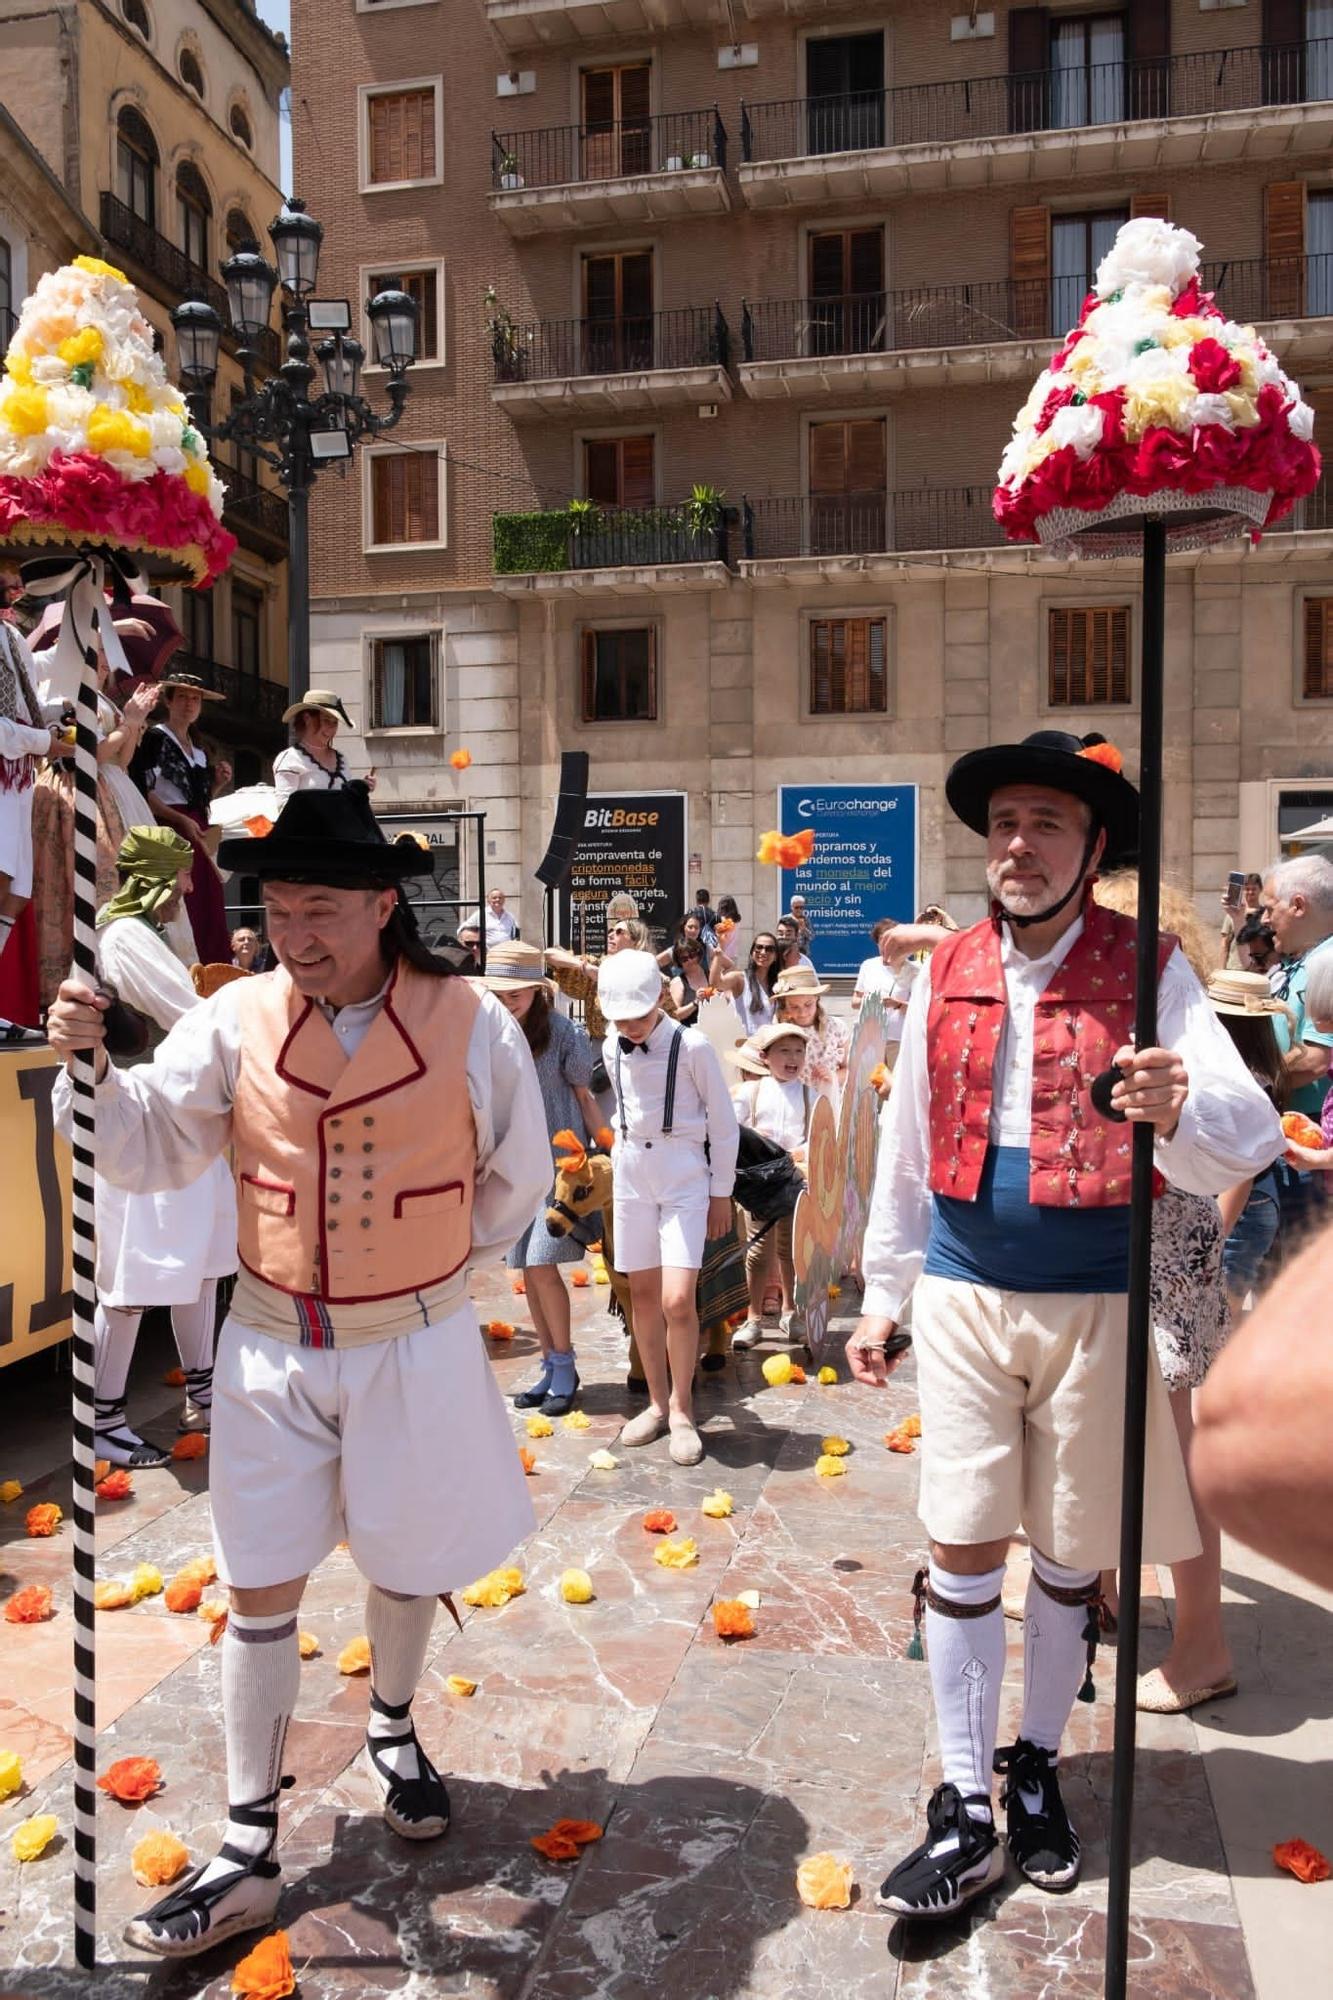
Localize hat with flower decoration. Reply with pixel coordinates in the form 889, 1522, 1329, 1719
947, 730, 1139, 867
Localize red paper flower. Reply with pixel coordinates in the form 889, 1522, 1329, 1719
171, 1433, 207, 1460
96, 1469, 134, 1501
1273, 1839, 1331, 1884
96, 1756, 162, 1804
1187, 336, 1242, 395
642, 1509, 677, 1534
4, 1585, 54, 1624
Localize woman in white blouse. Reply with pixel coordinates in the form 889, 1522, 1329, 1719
273, 689, 376, 797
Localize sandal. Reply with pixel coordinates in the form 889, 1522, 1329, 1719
125, 1778, 290, 1959
95, 1398, 171, 1469
364, 1689, 451, 1840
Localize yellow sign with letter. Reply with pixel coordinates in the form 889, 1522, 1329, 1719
0, 1048, 72, 1367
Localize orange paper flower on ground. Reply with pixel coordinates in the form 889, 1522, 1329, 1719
642, 1509, 677, 1534
97, 1756, 162, 1804
298, 1631, 320, 1659
449, 748, 473, 772
231, 1928, 296, 2000
885, 1430, 915, 1455
518, 1446, 537, 1475
796, 1853, 854, 1910
1273, 1839, 1332, 1884
511, 1276, 526, 1295
131, 1829, 189, 1887
531, 1818, 603, 1862
712, 1600, 756, 1641
96, 1469, 134, 1501
176, 1555, 217, 1588
94, 1460, 110, 1481
171, 1433, 207, 1460
0, 1478, 23, 1502
789, 1364, 807, 1384
486, 1319, 516, 1339
901, 1413, 922, 1438
25, 1502, 62, 1538
1281, 1111, 1324, 1149
337, 1636, 371, 1675
164, 1574, 204, 1615
5, 1584, 54, 1623
162, 1368, 186, 1387
570, 1269, 590, 1287
94, 1580, 133, 1610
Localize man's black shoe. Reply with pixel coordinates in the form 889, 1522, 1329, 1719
994, 1737, 1081, 1891
876, 1782, 1005, 1919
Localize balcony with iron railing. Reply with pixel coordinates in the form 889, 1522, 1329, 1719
219, 469, 290, 559
492, 496, 734, 591
739, 40, 1333, 204
490, 303, 731, 418
738, 255, 1333, 396
169, 650, 287, 729
491, 109, 730, 232
743, 489, 1007, 566
99, 194, 282, 374
485, 0, 729, 54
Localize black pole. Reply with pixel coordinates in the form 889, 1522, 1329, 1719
1104, 512, 1166, 2000
475, 814, 487, 975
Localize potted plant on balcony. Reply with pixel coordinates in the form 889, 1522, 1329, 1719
568, 495, 607, 568
497, 151, 525, 191
683, 481, 726, 554
484, 285, 527, 381
665, 150, 686, 172
686, 150, 712, 170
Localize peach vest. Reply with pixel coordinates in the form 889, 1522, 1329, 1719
230, 960, 479, 1308
926, 898, 1175, 1209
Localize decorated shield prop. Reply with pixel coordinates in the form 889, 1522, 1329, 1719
793, 995, 889, 1361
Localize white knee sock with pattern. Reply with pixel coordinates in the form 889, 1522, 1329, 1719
192, 1607, 300, 1889
1021, 1548, 1099, 1756
366, 1585, 437, 1781
925, 1561, 1007, 1842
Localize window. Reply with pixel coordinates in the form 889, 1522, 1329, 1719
229, 103, 253, 150
807, 227, 885, 355
116, 107, 158, 228
179, 48, 205, 98
1048, 605, 1131, 705
232, 583, 263, 680
581, 627, 656, 722
0, 237, 11, 348
366, 265, 441, 364
229, 388, 260, 488
122, 0, 151, 39
583, 435, 655, 508
183, 587, 213, 661
805, 32, 884, 152
581, 63, 651, 179
225, 208, 255, 255
1303, 598, 1333, 699
581, 250, 653, 373
364, 83, 440, 188
176, 161, 211, 272
368, 449, 442, 547
1309, 189, 1333, 315
809, 617, 888, 715
371, 634, 437, 728
1051, 207, 1127, 336
1050, 14, 1125, 128
808, 416, 886, 555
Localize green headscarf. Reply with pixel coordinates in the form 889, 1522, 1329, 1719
97, 826, 196, 928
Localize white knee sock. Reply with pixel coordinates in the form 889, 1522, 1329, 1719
172, 1285, 217, 1408
365, 1585, 436, 1781
925, 1562, 1007, 1831
193, 1606, 300, 1885
1021, 1548, 1099, 1755
93, 1303, 148, 1452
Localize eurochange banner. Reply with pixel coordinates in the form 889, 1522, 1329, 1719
779, 783, 918, 977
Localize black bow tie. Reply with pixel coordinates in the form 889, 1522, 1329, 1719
618, 1035, 649, 1054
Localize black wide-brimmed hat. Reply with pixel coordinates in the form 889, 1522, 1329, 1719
217, 786, 433, 884
945, 730, 1140, 866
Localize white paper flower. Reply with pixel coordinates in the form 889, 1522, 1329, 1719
1186, 393, 1236, 431
1094, 218, 1202, 299
1046, 402, 1105, 457
1289, 398, 1315, 441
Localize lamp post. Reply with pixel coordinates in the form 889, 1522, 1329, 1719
171, 196, 418, 702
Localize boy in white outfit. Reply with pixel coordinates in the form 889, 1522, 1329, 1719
597, 950, 739, 1465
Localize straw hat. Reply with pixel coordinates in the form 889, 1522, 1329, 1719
281, 688, 353, 728
752, 1022, 809, 1053
725, 1038, 769, 1077
480, 940, 554, 995
156, 668, 224, 702
772, 965, 830, 1000
1206, 969, 1292, 1020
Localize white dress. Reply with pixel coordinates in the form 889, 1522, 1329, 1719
273, 745, 351, 797
94, 915, 238, 1307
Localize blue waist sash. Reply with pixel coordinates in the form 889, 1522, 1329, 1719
924, 1145, 1130, 1295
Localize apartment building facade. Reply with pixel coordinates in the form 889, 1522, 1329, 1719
0, 0, 292, 783
296, 0, 1333, 937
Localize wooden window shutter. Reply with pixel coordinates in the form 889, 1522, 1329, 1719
1265, 181, 1307, 317
808, 421, 848, 496
1008, 7, 1049, 133
1049, 606, 1131, 705
849, 227, 885, 295
1303, 599, 1333, 700
369, 89, 435, 185
620, 434, 655, 509
582, 68, 616, 125
1262, 0, 1304, 48
846, 418, 886, 494
1010, 204, 1050, 340
810, 621, 833, 712
1130, 193, 1171, 219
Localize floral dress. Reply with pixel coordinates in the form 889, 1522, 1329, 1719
799, 1012, 851, 1105
1150, 1185, 1231, 1391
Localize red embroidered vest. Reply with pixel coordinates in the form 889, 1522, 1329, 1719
926, 897, 1175, 1209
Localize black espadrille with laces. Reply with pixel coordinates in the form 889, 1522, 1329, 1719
876, 1782, 1006, 1919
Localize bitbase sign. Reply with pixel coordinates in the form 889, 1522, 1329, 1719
0, 1049, 72, 1368
558, 792, 687, 954
779, 783, 918, 977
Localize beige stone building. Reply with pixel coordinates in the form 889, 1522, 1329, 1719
0, 0, 291, 783
295, 0, 1333, 945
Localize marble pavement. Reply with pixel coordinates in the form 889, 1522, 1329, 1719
0, 1269, 1318, 1999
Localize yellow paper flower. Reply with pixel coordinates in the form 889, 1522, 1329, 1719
593, 1270, 609, 1284
817, 1367, 838, 1385
1, 384, 49, 436
559, 1568, 595, 1604
131, 1829, 189, 1887
445, 1674, 477, 1697
653, 1537, 699, 1570
587, 1449, 619, 1471
561, 1410, 591, 1431
761, 1354, 794, 1388
297, 1632, 320, 1659
125, 381, 151, 414
11, 1813, 57, 1862
4, 350, 32, 386
0, 1751, 23, 1801
700, 1489, 734, 1519
525, 1414, 554, 1438
197, 1597, 228, 1625
815, 1454, 848, 1478
87, 406, 151, 458
57, 327, 103, 369
337, 1636, 371, 1675
184, 459, 212, 495
796, 1852, 854, 1910
129, 1563, 163, 1602
820, 1437, 850, 1457
0, 1480, 22, 1503
462, 1566, 525, 1608
74, 255, 128, 284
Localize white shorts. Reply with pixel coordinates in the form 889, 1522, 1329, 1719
209, 1301, 536, 1593
0, 783, 34, 898
612, 1137, 710, 1272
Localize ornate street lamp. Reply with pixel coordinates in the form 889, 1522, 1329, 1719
170, 195, 417, 701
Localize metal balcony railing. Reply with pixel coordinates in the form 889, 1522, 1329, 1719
220, 471, 290, 551
493, 502, 733, 574
491, 303, 729, 383
1202, 251, 1333, 322
492, 107, 727, 190
170, 651, 288, 726
99, 194, 282, 373
1291, 486, 1333, 533
740, 39, 1333, 161
743, 489, 1006, 559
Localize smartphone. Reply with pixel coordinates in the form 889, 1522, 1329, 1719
1224, 871, 1244, 910
883, 1331, 913, 1361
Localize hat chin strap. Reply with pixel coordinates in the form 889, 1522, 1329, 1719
998, 827, 1101, 931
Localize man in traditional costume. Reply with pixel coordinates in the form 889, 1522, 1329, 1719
48, 787, 548, 1959
92, 827, 237, 1464
849, 730, 1280, 1920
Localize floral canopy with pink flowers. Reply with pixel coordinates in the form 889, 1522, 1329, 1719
993, 217, 1321, 554
0, 256, 235, 585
